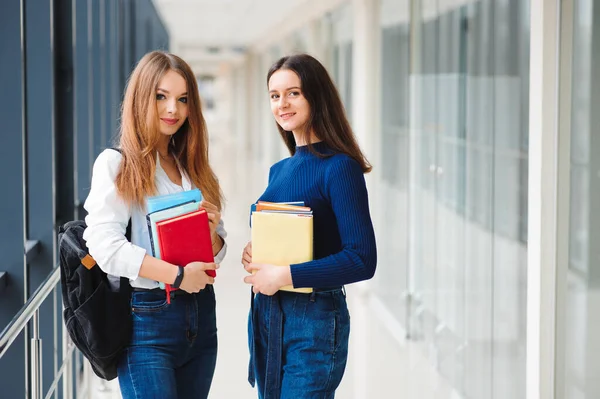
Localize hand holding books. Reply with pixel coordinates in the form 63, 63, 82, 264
177, 261, 219, 293
244, 201, 314, 295
146, 189, 217, 303
199, 200, 223, 250
243, 262, 293, 295
241, 241, 252, 271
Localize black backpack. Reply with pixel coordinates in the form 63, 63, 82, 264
58, 148, 132, 381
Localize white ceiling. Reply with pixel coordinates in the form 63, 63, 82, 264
152, 0, 307, 72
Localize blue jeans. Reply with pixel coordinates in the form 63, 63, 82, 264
249, 289, 350, 399
117, 286, 218, 399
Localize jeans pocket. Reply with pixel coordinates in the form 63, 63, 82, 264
131, 292, 169, 313
333, 296, 350, 354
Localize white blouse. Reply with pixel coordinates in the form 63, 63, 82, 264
83, 148, 227, 289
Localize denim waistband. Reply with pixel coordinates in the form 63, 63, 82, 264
132, 287, 189, 297
312, 286, 342, 293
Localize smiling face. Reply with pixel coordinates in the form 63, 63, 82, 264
268, 69, 312, 140
156, 69, 189, 137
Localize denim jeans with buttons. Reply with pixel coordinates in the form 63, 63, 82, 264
249, 289, 350, 399
117, 286, 217, 399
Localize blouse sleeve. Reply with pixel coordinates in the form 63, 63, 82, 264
82, 149, 147, 279
213, 219, 228, 264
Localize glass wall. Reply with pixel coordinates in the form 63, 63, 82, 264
375, 0, 411, 326
330, 3, 353, 119
566, 1, 600, 397
406, 0, 529, 397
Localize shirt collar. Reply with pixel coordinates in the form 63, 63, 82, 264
155, 151, 192, 190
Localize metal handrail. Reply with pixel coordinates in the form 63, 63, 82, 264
0, 266, 77, 399
0, 266, 60, 358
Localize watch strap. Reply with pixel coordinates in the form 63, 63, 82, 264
172, 265, 184, 289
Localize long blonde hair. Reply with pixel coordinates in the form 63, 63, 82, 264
115, 51, 223, 209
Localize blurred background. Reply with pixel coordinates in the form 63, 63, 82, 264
0, 0, 598, 398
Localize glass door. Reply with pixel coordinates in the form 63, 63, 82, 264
432, 5, 469, 392
408, 0, 442, 363
376, 0, 412, 325
564, 1, 600, 397
408, 1, 529, 397
410, 1, 490, 395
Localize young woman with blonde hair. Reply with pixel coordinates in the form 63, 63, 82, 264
83, 51, 226, 399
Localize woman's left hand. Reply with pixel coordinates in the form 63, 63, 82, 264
243, 263, 292, 296
201, 200, 221, 245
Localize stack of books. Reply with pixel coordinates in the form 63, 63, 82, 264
146, 189, 214, 302
251, 201, 314, 293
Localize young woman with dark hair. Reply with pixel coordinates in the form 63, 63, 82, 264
242, 53, 377, 398
83, 51, 226, 399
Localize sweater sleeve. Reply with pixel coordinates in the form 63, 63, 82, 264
83, 149, 147, 279
290, 157, 377, 288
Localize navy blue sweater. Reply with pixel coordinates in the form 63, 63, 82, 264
257, 142, 377, 289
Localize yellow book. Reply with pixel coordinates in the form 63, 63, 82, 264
251, 211, 314, 293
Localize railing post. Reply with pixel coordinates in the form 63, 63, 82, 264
63, 327, 73, 399
30, 310, 42, 399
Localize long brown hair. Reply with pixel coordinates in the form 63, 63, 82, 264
115, 51, 223, 209
267, 54, 372, 173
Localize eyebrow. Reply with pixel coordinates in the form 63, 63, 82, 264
157, 88, 188, 96
269, 86, 301, 93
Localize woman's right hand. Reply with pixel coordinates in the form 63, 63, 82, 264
242, 241, 252, 274
179, 262, 218, 293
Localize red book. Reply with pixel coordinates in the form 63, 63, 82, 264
156, 208, 215, 302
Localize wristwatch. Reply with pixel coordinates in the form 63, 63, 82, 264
172, 266, 184, 289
